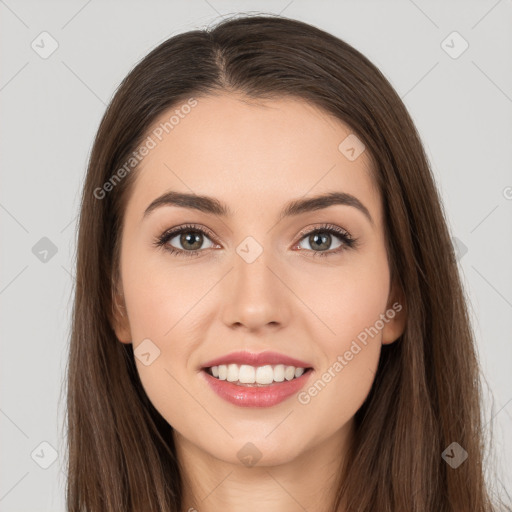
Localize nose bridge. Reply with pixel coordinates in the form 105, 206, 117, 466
220, 238, 288, 330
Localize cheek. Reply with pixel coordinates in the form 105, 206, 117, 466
328, 273, 389, 353
294, 250, 389, 407
121, 243, 211, 342
311, 284, 385, 392
120, 249, 216, 424
294, 270, 389, 436
123, 263, 203, 427
294, 247, 390, 354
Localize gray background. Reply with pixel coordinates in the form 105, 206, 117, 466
1, 0, 511, 509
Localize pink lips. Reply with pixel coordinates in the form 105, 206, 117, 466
201, 350, 313, 369
200, 368, 313, 408
199, 350, 314, 408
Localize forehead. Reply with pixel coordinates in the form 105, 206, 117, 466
127, 93, 380, 223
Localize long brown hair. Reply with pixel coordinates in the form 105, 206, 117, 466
64, 13, 504, 511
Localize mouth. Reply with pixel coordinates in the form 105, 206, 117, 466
202, 364, 314, 387
200, 363, 315, 408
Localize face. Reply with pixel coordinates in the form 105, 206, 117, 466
112, 93, 405, 467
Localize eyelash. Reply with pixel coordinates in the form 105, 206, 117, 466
152, 223, 358, 259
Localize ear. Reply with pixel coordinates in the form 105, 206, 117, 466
381, 278, 407, 345
110, 282, 132, 344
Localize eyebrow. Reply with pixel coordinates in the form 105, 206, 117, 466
143, 190, 374, 226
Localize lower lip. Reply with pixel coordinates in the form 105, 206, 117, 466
200, 369, 313, 408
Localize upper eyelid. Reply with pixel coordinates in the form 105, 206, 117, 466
162, 223, 216, 239
297, 223, 350, 238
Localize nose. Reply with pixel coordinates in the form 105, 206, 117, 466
219, 249, 291, 333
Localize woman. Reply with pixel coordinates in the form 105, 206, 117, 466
65, 13, 503, 511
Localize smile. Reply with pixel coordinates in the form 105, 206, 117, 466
206, 363, 311, 385
201, 365, 314, 407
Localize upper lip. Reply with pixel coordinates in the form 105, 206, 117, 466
201, 350, 313, 369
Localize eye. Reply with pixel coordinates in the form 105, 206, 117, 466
153, 224, 217, 258
295, 223, 357, 257
153, 222, 358, 259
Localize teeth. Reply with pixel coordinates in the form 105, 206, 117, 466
207, 363, 307, 385
285, 365, 295, 381
226, 363, 238, 382
256, 365, 273, 385
273, 364, 285, 382
239, 364, 255, 383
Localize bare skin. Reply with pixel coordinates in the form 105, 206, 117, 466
112, 93, 406, 512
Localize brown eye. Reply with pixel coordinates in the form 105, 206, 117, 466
154, 224, 217, 258
166, 229, 214, 252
